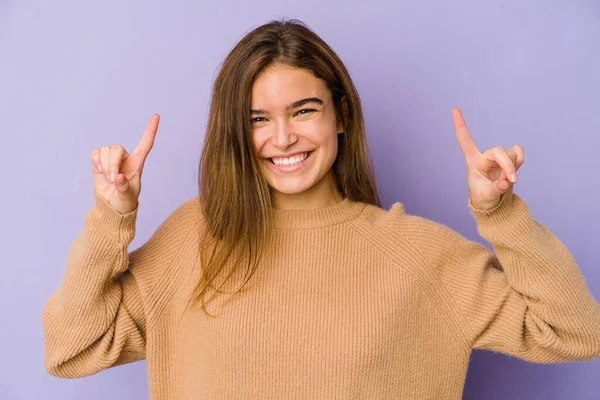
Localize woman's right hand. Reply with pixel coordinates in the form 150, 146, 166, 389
91, 114, 160, 215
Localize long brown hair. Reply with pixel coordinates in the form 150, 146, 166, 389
187, 18, 381, 316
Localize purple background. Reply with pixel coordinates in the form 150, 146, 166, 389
2, 1, 599, 399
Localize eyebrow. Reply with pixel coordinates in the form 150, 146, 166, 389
250, 97, 324, 115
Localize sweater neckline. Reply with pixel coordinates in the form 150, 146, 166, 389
271, 197, 367, 230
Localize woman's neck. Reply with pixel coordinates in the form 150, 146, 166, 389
271, 171, 343, 210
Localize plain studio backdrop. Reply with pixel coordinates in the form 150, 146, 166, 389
1, 0, 599, 399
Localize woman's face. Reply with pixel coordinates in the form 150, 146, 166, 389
250, 63, 343, 205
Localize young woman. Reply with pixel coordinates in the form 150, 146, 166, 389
42, 19, 600, 399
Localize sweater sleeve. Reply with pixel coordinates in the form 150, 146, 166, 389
402, 186, 600, 363
42, 190, 200, 378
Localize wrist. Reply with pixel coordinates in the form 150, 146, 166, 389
470, 198, 501, 211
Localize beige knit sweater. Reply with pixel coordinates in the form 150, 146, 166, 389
42, 186, 600, 399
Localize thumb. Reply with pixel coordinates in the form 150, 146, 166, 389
495, 178, 512, 192
114, 173, 132, 194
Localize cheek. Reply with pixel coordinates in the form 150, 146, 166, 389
297, 118, 336, 143
251, 131, 268, 153
309, 128, 339, 153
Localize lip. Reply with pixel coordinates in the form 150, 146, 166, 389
269, 151, 307, 159
265, 151, 312, 173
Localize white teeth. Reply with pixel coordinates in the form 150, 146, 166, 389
272, 152, 308, 166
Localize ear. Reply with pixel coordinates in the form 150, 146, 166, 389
336, 96, 348, 134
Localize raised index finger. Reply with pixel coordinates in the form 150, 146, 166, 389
452, 108, 479, 158
133, 113, 160, 161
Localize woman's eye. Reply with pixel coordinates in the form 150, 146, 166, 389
251, 109, 315, 124
295, 109, 316, 116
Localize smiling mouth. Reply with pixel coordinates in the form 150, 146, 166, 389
262, 151, 313, 173
267, 151, 312, 166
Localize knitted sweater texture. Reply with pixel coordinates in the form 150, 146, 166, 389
42, 187, 600, 399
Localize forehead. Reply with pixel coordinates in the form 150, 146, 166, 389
251, 64, 330, 106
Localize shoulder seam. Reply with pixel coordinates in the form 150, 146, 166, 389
347, 213, 474, 348
131, 198, 202, 330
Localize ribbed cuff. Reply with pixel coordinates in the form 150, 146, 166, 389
87, 189, 138, 244
466, 186, 539, 245
468, 186, 516, 222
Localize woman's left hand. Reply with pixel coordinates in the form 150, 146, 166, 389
452, 108, 525, 211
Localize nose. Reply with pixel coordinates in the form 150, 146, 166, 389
272, 120, 298, 149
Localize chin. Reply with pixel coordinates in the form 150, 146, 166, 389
267, 179, 316, 195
